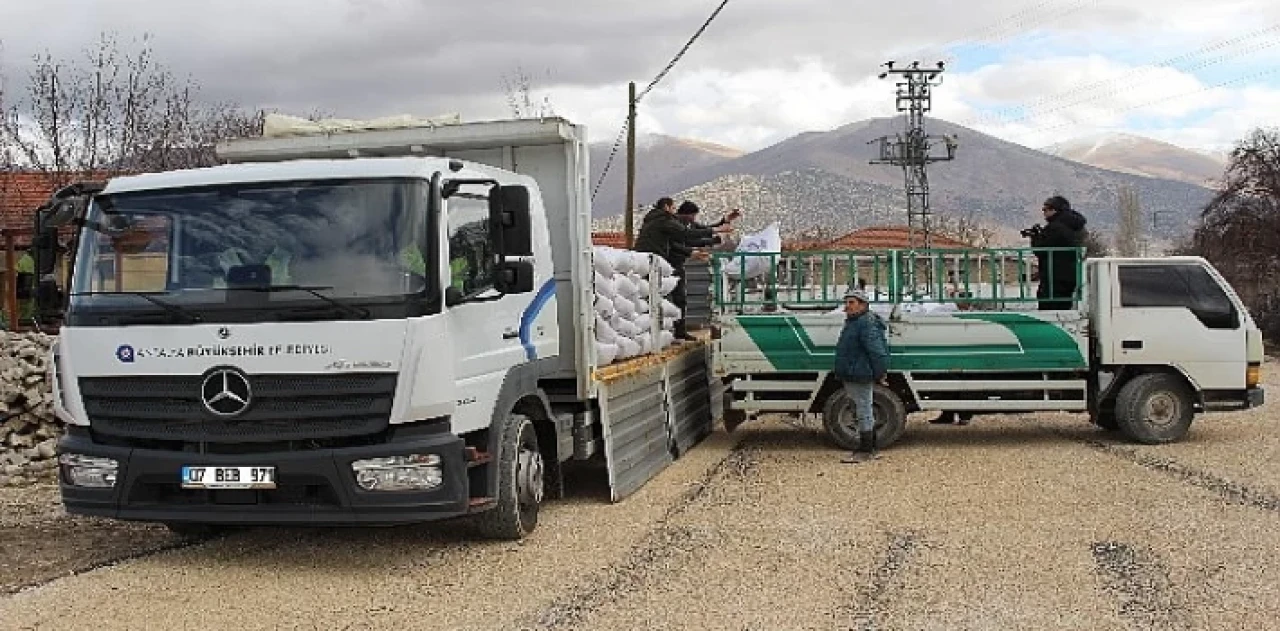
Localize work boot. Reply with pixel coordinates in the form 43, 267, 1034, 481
929, 411, 956, 425
841, 431, 881, 464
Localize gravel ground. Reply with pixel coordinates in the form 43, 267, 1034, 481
0, 360, 1276, 630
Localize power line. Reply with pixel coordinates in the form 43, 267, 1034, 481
591, 118, 629, 202
591, 0, 733, 203
636, 0, 732, 103
959, 22, 1280, 129
905, 0, 1095, 68
1009, 65, 1280, 137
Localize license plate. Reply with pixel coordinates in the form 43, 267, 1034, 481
181, 466, 276, 489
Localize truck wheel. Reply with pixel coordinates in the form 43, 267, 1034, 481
475, 414, 543, 540
822, 384, 907, 451
1114, 374, 1195, 445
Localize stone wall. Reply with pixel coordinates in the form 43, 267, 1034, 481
0, 332, 59, 486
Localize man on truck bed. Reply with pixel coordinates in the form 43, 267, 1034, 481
635, 197, 730, 340
1026, 195, 1087, 310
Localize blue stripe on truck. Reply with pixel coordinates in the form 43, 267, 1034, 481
519, 279, 558, 360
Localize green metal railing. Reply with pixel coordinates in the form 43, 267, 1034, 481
710, 247, 1086, 311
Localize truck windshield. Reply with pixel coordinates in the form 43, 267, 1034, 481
67, 178, 433, 324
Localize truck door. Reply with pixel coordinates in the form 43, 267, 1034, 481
1109, 261, 1246, 390
445, 186, 529, 433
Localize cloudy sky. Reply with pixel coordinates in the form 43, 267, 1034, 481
2, 0, 1278, 154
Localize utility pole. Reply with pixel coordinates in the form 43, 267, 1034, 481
869, 61, 957, 251
625, 81, 638, 248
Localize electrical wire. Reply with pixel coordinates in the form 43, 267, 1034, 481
591, 0, 733, 201
590, 118, 630, 202
959, 22, 1280, 129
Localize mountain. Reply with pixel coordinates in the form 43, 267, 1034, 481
1042, 132, 1227, 188
592, 118, 1217, 241
589, 133, 743, 217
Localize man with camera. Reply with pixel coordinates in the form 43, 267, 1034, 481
1023, 195, 1088, 310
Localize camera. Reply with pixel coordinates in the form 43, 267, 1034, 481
1020, 225, 1043, 239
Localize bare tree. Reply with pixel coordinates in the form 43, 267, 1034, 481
1190, 127, 1280, 339
1114, 185, 1144, 256
932, 211, 996, 247
501, 65, 556, 119
0, 33, 263, 182
1081, 228, 1111, 258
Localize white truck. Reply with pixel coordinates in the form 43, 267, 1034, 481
712, 248, 1265, 447
42, 116, 717, 539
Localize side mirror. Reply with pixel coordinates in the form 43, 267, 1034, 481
31, 226, 59, 277
495, 261, 535, 294
489, 184, 533, 257
445, 286, 465, 307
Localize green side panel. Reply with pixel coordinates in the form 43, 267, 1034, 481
735, 313, 1086, 372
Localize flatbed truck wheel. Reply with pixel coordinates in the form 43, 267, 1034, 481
475, 414, 544, 540
822, 383, 907, 451
1114, 373, 1195, 445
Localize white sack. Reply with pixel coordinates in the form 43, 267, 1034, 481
595, 316, 619, 344
595, 341, 620, 365
724, 222, 781, 281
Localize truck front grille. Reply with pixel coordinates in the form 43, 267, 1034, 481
79, 373, 398, 443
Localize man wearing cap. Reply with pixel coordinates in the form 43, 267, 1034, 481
834, 288, 890, 463
1028, 195, 1088, 310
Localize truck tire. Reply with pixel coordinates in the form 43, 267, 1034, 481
1114, 373, 1195, 445
822, 384, 907, 451
474, 414, 544, 540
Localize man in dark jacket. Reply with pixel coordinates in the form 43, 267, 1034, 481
634, 197, 729, 340
1029, 195, 1087, 310
676, 201, 741, 233
834, 289, 890, 463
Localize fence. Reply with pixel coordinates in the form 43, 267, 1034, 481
710, 247, 1086, 312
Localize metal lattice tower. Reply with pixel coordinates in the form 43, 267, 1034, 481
869, 61, 958, 250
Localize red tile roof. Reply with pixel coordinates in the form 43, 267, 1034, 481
0, 171, 119, 247
789, 225, 973, 251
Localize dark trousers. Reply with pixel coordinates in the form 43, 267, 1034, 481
671, 265, 688, 337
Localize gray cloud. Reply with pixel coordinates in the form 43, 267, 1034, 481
2, 0, 1273, 140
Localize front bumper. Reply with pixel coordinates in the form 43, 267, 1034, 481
58, 426, 473, 526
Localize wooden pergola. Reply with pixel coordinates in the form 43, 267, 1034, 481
1, 226, 32, 331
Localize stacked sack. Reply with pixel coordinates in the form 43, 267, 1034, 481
591, 247, 684, 366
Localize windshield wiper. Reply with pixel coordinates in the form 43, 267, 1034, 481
225, 285, 372, 320
71, 291, 202, 323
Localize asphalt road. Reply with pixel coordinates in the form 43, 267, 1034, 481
2, 364, 1277, 630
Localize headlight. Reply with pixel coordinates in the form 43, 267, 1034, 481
350, 454, 443, 492
59, 454, 118, 488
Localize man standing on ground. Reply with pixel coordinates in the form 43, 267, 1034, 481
634, 197, 731, 340
834, 288, 890, 464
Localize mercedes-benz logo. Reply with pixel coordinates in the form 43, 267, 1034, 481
217, 327, 231, 340
200, 368, 252, 417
